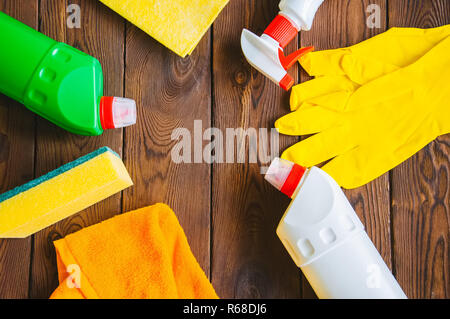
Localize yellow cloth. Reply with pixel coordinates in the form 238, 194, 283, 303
277, 35, 450, 189
50, 203, 218, 299
99, 0, 229, 57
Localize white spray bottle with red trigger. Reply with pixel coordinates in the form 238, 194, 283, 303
265, 158, 407, 299
241, 0, 324, 90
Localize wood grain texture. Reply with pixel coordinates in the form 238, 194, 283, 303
0, 0, 37, 299
122, 24, 212, 274
299, 0, 390, 298
29, 0, 125, 298
211, 0, 301, 298
389, 0, 450, 299
0, 0, 448, 299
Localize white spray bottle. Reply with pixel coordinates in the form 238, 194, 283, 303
265, 158, 407, 299
241, 0, 324, 90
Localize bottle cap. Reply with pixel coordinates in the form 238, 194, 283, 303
100, 96, 137, 129
265, 157, 306, 198
263, 14, 299, 49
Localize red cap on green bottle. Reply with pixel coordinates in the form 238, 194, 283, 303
100, 96, 137, 130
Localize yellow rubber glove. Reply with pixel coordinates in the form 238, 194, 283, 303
291, 25, 450, 111
276, 36, 450, 189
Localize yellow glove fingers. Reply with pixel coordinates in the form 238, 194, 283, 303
300, 40, 401, 83
348, 35, 450, 112
298, 25, 450, 88
322, 143, 404, 189
290, 75, 358, 111
391, 119, 441, 161
284, 29, 450, 189
323, 124, 439, 189
340, 54, 400, 85
280, 126, 356, 167
321, 146, 379, 189
305, 91, 352, 111
275, 106, 341, 136
352, 26, 450, 69
345, 26, 450, 83
299, 49, 349, 77
299, 33, 391, 78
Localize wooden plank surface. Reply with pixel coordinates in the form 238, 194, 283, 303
122, 21, 212, 274
0, 0, 448, 299
389, 0, 450, 299
0, 0, 37, 299
211, 0, 301, 298
299, 0, 391, 298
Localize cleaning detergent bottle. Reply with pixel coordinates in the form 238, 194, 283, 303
265, 158, 407, 299
241, 0, 324, 90
0, 11, 136, 136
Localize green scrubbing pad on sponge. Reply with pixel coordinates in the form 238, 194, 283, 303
0, 147, 133, 238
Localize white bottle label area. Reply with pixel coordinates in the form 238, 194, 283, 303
276, 167, 406, 299
279, 0, 325, 30
277, 167, 365, 267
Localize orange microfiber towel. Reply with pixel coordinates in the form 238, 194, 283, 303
50, 203, 217, 299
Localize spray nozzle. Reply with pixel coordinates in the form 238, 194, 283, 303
240, 0, 324, 90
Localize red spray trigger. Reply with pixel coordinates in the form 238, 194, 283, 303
278, 46, 314, 90
278, 46, 314, 70
241, 12, 316, 91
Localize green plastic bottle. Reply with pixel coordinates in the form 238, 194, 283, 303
0, 11, 136, 135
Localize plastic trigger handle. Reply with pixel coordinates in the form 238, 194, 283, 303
279, 46, 314, 70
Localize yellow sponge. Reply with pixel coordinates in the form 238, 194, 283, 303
99, 0, 229, 57
0, 147, 133, 238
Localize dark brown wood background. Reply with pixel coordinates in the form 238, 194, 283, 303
0, 0, 448, 299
